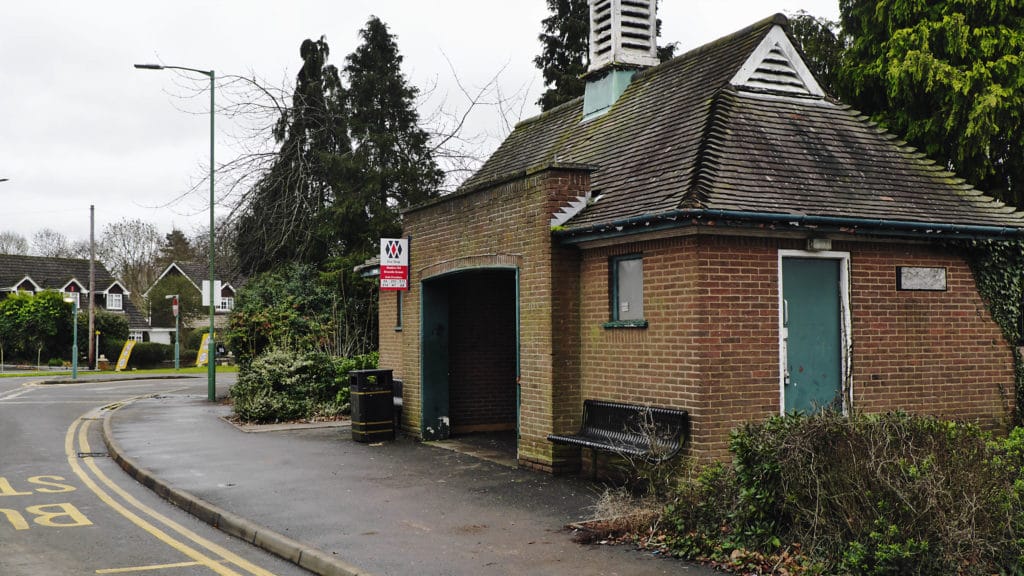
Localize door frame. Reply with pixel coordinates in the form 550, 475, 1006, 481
418, 266, 520, 446
777, 249, 853, 415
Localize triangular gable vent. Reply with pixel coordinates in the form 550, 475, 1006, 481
730, 24, 824, 98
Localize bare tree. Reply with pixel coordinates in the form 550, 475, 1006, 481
190, 217, 241, 279
31, 228, 73, 258
147, 50, 531, 234
417, 54, 533, 192
0, 231, 29, 255
69, 239, 92, 259
97, 218, 161, 306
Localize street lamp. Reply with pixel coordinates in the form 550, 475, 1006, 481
135, 63, 217, 401
165, 294, 180, 370
63, 289, 78, 380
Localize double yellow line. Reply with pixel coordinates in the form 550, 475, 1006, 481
65, 402, 278, 576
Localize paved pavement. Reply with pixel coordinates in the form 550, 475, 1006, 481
103, 391, 720, 576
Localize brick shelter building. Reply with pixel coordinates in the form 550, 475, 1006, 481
378, 7, 1024, 471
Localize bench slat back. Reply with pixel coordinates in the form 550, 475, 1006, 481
580, 400, 688, 458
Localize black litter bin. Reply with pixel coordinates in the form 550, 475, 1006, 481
350, 369, 395, 442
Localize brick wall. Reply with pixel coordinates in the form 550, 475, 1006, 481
577, 234, 1013, 461
842, 241, 1012, 428
382, 167, 591, 471
448, 270, 517, 432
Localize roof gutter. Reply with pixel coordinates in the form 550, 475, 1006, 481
554, 208, 1023, 244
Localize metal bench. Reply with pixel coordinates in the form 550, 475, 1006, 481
548, 400, 689, 472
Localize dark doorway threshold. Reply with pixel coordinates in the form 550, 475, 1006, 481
425, 430, 517, 468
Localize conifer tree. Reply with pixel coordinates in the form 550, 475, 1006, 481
837, 0, 1024, 205
339, 16, 442, 255
534, 0, 590, 112
236, 36, 353, 274
155, 229, 196, 269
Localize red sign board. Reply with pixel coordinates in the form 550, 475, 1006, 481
172, 296, 179, 318
380, 238, 409, 291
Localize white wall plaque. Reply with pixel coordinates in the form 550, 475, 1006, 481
897, 267, 947, 291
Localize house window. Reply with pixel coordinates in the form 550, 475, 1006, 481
108, 293, 123, 310
129, 331, 144, 342
608, 255, 646, 327
219, 297, 235, 311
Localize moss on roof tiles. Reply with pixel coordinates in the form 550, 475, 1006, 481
455, 12, 1023, 235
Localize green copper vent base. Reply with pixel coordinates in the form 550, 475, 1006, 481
583, 69, 637, 121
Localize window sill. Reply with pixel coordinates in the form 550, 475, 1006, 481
603, 319, 648, 329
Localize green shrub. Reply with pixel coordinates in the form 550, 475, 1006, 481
180, 349, 198, 365
664, 411, 1024, 575
47, 358, 64, 367
104, 340, 126, 364
128, 342, 172, 369
93, 310, 129, 360
230, 348, 377, 423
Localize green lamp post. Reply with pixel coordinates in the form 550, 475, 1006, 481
63, 289, 78, 380
135, 63, 216, 401
165, 294, 180, 370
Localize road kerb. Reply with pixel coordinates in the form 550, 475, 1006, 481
101, 403, 373, 576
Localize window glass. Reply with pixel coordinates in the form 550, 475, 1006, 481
108, 293, 122, 310
614, 256, 643, 321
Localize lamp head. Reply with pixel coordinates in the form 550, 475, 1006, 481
133, 63, 164, 70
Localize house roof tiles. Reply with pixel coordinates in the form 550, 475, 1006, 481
0, 253, 149, 330
0, 254, 117, 291
457, 13, 1024, 237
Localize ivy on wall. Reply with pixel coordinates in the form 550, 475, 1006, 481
960, 238, 1024, 425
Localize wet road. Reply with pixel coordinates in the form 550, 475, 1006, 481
0, 375, 312, 576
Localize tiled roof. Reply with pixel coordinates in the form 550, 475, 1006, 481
0, 254, 117, 291
0, 253, 149, 330
122, 299, 150, 330
457, 13, 1024, 237
160, 261, 246, 290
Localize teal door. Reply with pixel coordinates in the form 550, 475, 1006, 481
782, 257, 843, 413
421, 280, 450, 440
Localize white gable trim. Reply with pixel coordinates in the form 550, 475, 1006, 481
102, 280, 130, 295
61, 279, 89, 294
143, 262, 200, 297
730, 25, 825, 98
9, 275, 42, 292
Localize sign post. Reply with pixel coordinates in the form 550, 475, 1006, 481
166, 294, 180, 370
380, 238, 410, 291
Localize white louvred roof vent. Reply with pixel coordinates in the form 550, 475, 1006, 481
589, 0, 660, 73
730, 25, 825, 97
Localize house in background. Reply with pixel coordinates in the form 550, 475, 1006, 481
144, 261, 244, 345
378, 3, 1024, 473
0, 253, 150, 341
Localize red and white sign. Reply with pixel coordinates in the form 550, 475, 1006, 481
171, 296, 179, 318
380, 238, 409, 291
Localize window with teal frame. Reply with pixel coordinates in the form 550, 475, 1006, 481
606, 254, 647, 328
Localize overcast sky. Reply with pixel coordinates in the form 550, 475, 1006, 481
0, 1, 840, 246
